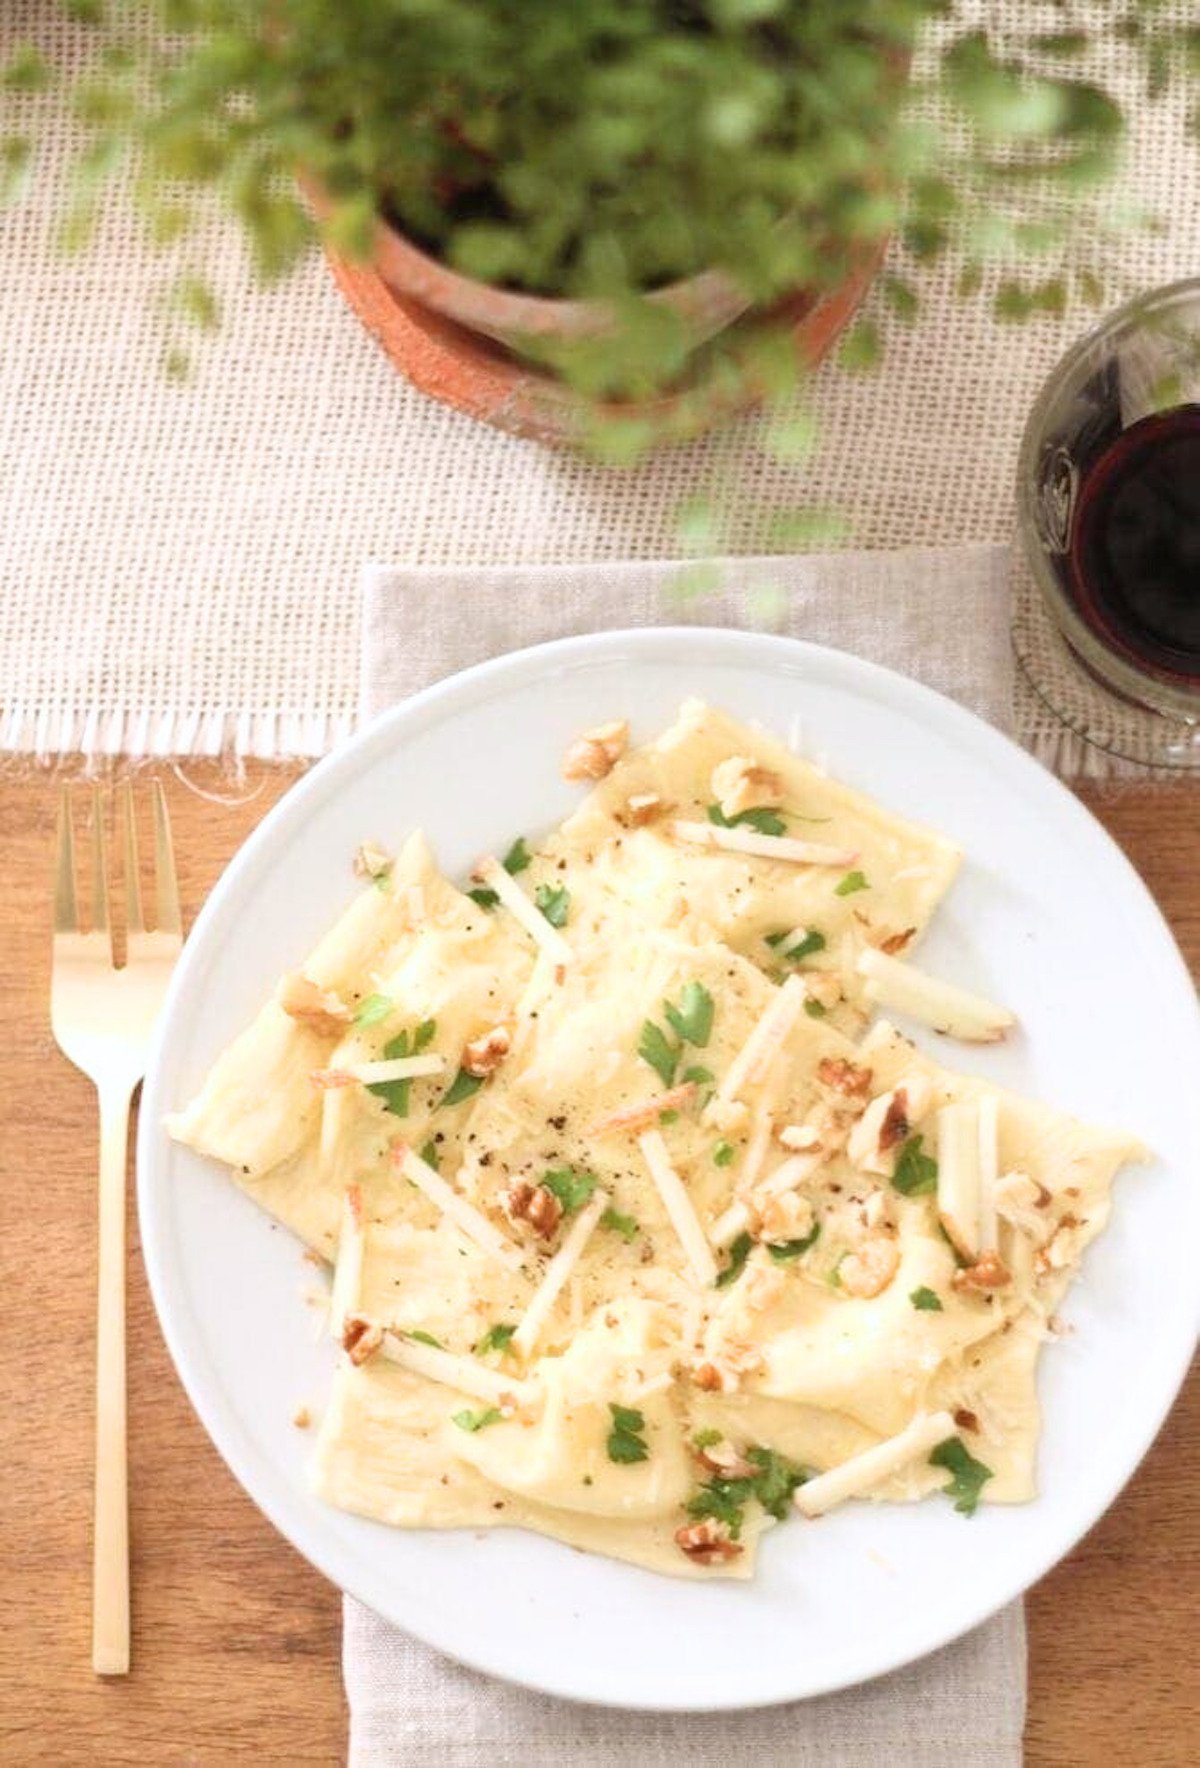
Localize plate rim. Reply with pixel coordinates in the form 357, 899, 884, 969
138, 624, 1200, 1711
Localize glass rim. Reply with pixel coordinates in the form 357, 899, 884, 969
1015, 273, 1200, 725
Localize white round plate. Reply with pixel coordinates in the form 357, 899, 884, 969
139, 628, 1200, 1711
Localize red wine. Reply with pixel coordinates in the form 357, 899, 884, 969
1068, 404, 1200, 686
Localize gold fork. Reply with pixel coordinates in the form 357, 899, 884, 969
51, 780, 183, 1676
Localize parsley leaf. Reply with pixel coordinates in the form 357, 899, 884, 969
803, 998, 828, 1019
355, 992, 393, 1028
681, 1063, 714, 1087
929, 1436, 994, 1516
439, 1067, 484, 1109
707, 803, 787, 837
638, 1019, 679, 1086
452, 1406, 502, 1433
835, 869, 869, 896
534, 882, 571, 928
745, 1445, 809, 1518
474, 1323, 516, 1357
712, 1140, 735, 1167
606, 1403, 650, 1464
892, 1134, 939, 1196
692, 1427, 722, 1450
413, 1018, 437, 1053
419, 1138, 440, 1170
404, 1329, 444, 1348
600, 1205, 639, 1242
467, 886, 499, 910
909, 1285, 943, 1311
685, 1443, 809, 1538
715, 1230, 754, 1287
368, 1030, 414, 1115
664, 980, 714, 1048
541, 1167, 597, 1213
767, 1224, 821, 1262
502, 836, 531, 875
766, 927, 826, 963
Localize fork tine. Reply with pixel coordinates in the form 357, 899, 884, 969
118, 779, 145, 937
91, 784, 111, 942
54, 786, 79, 935
151, 780, 182, 938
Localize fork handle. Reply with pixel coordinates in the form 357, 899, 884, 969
93, 1083, 133, 1676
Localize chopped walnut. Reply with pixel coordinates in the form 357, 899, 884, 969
623, 791, 670, 827
561, 719, 630, 781
816, 1056, 874, 1098
696, 1438, 758, 1480
352, 839, 392, 881
953, 1408, 981, 1433
690, 1361, 725, 1392
847, 1076, 932, 1177
292, 1405, 312, 1430
504, 1180, 563, 1241
280, 973, 353, 1038
777, 1122, 821, 1153
461, 1024, 512, 1078
877, 927, 917, 956
674, 1517, 743, 1565
342, 1315, 384, 1366
952, 1250, 1012, 1294
759, 1191, 816, 1246
838, 1236, 900, 1299
711, 755, 782, 820
994, 1169, 1052, 1239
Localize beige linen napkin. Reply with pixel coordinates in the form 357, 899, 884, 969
353, 542, 1025, 1767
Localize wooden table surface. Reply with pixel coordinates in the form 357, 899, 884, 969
2, 762, 1196, 1766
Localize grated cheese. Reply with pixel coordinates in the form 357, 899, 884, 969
794, 1411, 958, 1517
637, 1130, 718, 1286
936, 1102, 982, 1260
511, 1190, 609, 1357
328, 1185, 365, 1342
379, 1330, 537, 1406
474, 856, 574, 965
709, 974, 807, 1114
857, 949, 1015, 1043
393, 1141, 524, 1271
671, 819, 858, 867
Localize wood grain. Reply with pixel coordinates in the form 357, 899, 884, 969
1, 764, 1195, 1764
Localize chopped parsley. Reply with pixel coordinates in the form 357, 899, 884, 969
681, 1063, 714, 1087
367, 1019, 436, 1115
467, 886, 499, 910
404, 1329, 444, 1349
638, 1018, 679, 1087
502, 836, 531, 875
664, 980, 714, 1048
473, 1322, 516, 1357
765, 927, 826, 964
767, 1223, 821, 1262
451, 1406, 502, 1433
606, 1403, 650, 1464
685, 1444, 808, 1539
715, 1230, 754, 1288
834, 869, 869, 896
692, 1427, 722, 1450
372, 868, 392, 893
419, 1138, 440, 1170
600, 1205, 639, 1242
712, 1140, 735, 1168
929, 1436, 994, 1516
909, 1285, 944, 1312
892, 1135, 939, 1197
439, 1067, 485, 1110
534, 883, 571, 928
803, 997, 828, 1019
541, 1167, 598, 1213
707, 802, 787, 837
354, 992, 394, 1028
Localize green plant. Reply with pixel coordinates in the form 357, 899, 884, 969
4, 2, 1198, 421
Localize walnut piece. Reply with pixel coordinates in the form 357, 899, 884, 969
461, 1024, 512, 1078
952, 1250, 1012, 1294
342, 1315, 384, 1367
280, 973, 353, 1038
696, 1437, 758, 1480
623, 791, 670, 826
838, 1236, 900, 1299
561, 719, 630, 782
758, 1191, 815, 1246
816, 1056, 874, 1098
710, 755, 782, 820
877, 927, 917, 955
504, 1180, 563, 1241
674, 1518, 743, 1565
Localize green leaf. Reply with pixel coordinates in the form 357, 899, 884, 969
467, 886, 499, 910
368, 1030, 413, 1116
707, 802, 786, 837
766, 927, 826, 963
419, 1139, 440, 1170
638, 1019, 679, 1087
534, 883, 571, 928
606, 1402, 650, 1464
692, 1427, 722, 1450
502, 837, 531, 875
716, 1231, 754, 1288
834, 870, 869, 897
685, 1442, 808, 1538
474, 1323, 517, 1357
405, 1329, 444, 1348
355, 993, 393, 1029
910, 1286, 944, 1312
452, 1406, 503, 1433
744, 1445, 808, 1518
767, 1224, 821, 1262
713, 1140, 735, 1167
803, 998, 828, 1019
663, 981, 714, 1048
439, 1068, 484, 1110
413, 1019, 437, 1053
600, 1206, 639, 1242
681, 1064, 715, 1087
892, 1135, 939, 1197
929, 1436, 994, 1516
541, 1167, 598, 1213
